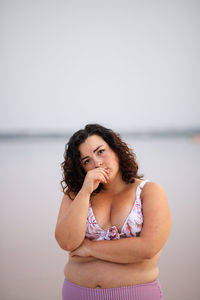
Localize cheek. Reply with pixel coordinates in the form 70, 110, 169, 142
83, 163, 93, 172
105, 153, 119, 167
113, 155, 120, 170
104, 152, 112, 160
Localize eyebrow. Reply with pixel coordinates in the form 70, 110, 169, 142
80, 145, 104, 162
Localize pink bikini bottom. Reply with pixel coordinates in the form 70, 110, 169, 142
62, 277, 163, 300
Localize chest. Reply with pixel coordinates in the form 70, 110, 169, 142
90, 189, 138, 232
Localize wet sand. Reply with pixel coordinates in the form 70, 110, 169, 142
0, 136, 199, 299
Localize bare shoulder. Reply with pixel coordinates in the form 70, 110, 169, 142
60, 190, 77, 211
56, 191, 77, 226
141, 180, 172, 232
141, 181, 167, 200
139, 181, 172, 256
141, 181, 171, 218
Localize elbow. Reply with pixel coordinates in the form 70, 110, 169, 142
54, 231, 71, 251
54, 231, 82, 252
145, 251, 155, 260
137, 238, 159, 260
144, 247, 161, 260
57, 241, 71, 251
55, 237, 72, 251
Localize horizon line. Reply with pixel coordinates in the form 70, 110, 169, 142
0, 127, 200, 140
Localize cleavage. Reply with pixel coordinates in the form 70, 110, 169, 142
91, 197, 135, 232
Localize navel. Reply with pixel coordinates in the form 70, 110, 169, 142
95, 285, 102, 288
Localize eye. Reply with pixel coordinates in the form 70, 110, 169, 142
84, 159, 90, 165
98, 149, 105, 155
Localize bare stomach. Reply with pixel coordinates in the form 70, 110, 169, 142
64, 251, 161, 288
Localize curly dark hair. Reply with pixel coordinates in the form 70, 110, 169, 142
60, 124, 144, 198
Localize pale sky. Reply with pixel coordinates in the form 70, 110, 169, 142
1, 0, 199, 133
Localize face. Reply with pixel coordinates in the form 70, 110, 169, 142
78, 135, 120, 181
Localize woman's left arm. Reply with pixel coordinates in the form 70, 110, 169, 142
70, 182, 172, 264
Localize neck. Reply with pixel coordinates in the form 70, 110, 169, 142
102, 173, 128, 196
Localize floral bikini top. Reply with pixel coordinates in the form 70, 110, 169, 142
85, 179, 150, 240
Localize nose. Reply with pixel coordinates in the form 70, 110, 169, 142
94, 158, 102, 168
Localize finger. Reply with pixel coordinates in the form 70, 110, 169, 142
91, 167, 109, 179
99, 169, 110, 181
100, 174, 108, 184
98, 167, 110, 173
96, 167, 110, 178
91, 169, 109, 183
96, 174, 107, 184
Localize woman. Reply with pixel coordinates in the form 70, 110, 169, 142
55, 124, 172, 300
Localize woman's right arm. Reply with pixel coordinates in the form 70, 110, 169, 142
55, 167, 110, 252
54, 188, 91, 252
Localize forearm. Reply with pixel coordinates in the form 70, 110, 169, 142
90, 237, 151, 264
55, 189, 90, 251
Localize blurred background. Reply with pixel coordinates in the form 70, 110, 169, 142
0, 0, 199, 299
